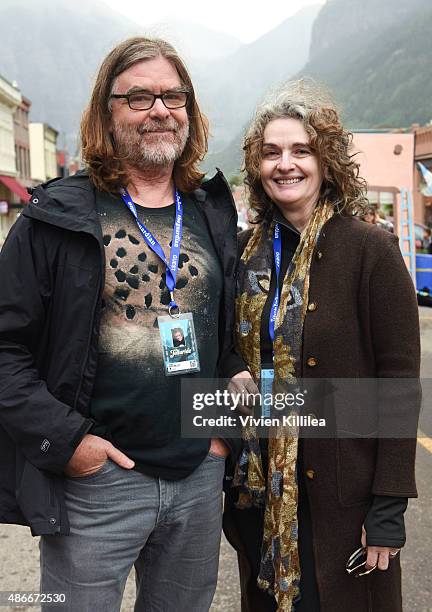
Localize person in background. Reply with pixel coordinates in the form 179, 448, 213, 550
223, 80, 420, 612
423, 227, 432, 254
362, 205, 393, 232
361, 206, 394, 234
361, 205, 378, 225
376, 209, 394, 233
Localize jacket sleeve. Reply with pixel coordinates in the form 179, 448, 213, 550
364, 495, 408, 548
0, 217, 93, 475
218, 348, 249, 380
217, 220, 250, 380
366, 229, 420, 497
217, 228, 254, 379
217, 224, 251, 474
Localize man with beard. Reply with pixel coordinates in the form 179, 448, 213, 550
0, 37, 252, 611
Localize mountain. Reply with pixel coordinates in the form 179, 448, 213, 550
0, 0, 243, 152
147, 18, 242, 63
8, 0, 428, 180
200, 5, 322, 174
207, 0, 432, 177
197, 5, 322, 150
308, 0, 430, 62
298, 0, 432, 128
0, 0, 143, 149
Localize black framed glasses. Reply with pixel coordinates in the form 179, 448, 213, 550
110, 90, 189, 111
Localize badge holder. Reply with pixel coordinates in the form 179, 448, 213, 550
260, 366, 274, 417
158, 311, 201, 376
120, 187, 200, 376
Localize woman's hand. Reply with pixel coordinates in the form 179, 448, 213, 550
227, 370, 260, 415
361, 525, 400, 571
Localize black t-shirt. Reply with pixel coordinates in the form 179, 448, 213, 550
90, 191, 223, 480
260, 222, 300, 364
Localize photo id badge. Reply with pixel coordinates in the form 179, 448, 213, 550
157, 312, 201, 376
260, 366, 274, 418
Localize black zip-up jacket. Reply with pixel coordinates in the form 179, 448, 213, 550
0, 170, 245, 536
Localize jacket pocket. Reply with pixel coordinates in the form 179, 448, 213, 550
64, 459, 114, 482
15, 449, 60, 531
206, 451, 227, 462
336, 438, 376, 507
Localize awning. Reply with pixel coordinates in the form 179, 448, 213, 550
0, 175, 30, 202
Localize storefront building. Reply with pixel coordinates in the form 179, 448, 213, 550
413, 124, 432, 227
0, 75, 28, 248
29, 122, 59, 184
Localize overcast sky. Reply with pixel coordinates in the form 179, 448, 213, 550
102, 0, 326, 43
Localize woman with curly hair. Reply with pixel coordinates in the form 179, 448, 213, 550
223, 81, 420, 611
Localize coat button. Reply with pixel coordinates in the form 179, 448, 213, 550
316, 251, 323, 260
307, 357, 318, 367
307, 302, 317, 312
306, 469, 315, 480
49, 517, 57, 525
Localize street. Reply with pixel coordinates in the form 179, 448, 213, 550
0, 308, 430, 612
405, 307, 432, 612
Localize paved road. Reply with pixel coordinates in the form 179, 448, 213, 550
407, 307, 432, 612
0, 308, 430, 612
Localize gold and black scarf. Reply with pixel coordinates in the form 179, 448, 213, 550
234, 202, 334, 611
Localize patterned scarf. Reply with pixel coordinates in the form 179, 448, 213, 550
234, 202, 334, 611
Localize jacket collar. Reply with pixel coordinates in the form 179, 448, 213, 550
23, 168, 235, 237
271, 205, 301, 235
23, 170, 100, 237
194, 168, 237, 214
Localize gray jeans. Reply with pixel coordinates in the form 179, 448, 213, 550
40, 453, 225, 612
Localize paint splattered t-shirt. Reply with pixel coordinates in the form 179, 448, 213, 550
90, 191, 223, 479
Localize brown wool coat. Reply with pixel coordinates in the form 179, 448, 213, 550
231, 214, 421, 612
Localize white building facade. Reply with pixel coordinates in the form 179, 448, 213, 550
29, 122, 58, 183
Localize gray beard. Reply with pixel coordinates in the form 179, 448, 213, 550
112, 118, 190, 168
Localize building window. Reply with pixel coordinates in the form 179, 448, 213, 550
25, 149, 30, 179
379, 192, 395, 219
366, 189, 395, 219
15, 145, 21, 174
380, 192, 395, 205
367, 191, 378, 204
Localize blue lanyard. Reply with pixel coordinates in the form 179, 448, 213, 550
269, 223, 282, 348
119, 187, 183, 315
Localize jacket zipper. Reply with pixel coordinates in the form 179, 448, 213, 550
72, 237, 105, 413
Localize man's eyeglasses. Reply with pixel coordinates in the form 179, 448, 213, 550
110, 90, 189, 111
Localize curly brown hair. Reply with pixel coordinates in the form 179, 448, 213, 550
80, 37, 208, 194
243, 79, 368, 222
